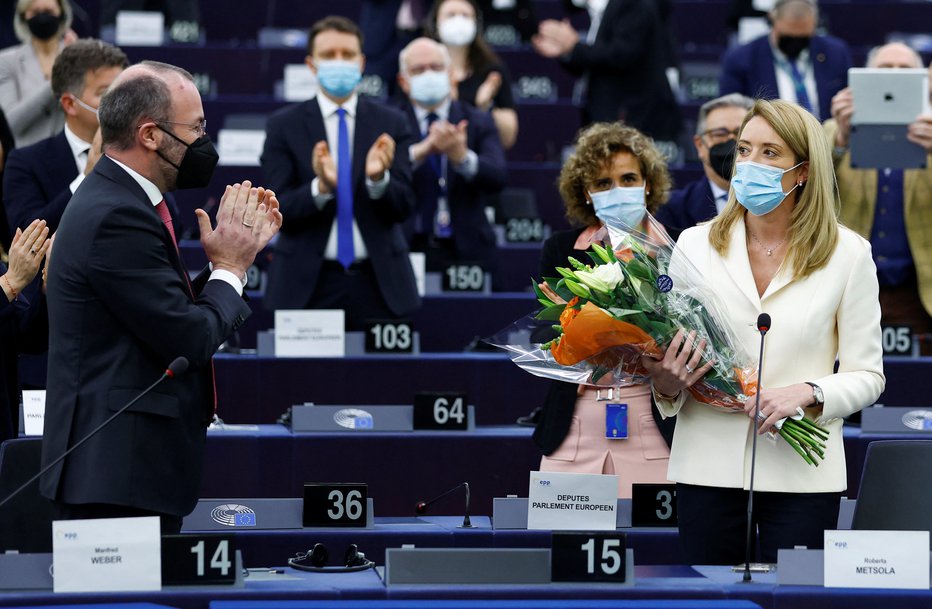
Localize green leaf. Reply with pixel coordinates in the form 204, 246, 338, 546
556, 267, 577, 281
535, 304, 567, 321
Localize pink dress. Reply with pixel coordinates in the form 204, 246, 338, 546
539, 384, 671, 498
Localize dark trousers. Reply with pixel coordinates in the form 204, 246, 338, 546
308, 260, 397, 331
676, 483, 841, 565
52, 501, 183, 535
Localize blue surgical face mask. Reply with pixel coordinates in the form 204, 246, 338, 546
731, 160, 804, 216
588, 186, 647, 228
315, 60, 362, 99
409, 69, 450, 108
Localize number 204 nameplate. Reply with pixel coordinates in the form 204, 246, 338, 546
303, 483, 368, 527
551, 531, 627, 583
631, 483, 678, 527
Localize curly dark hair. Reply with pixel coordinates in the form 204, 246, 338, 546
558, 122, 672, 228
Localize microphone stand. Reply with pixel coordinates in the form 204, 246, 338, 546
0, 358, 188, 510
742, 317, 769, 583
415, 482, 473, 528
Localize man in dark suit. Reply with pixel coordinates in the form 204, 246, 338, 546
262, 16, 419, 329
4, 39, 127, 235
718, 0, 851, 120
395, 37, 505, 273
40, 61, 282, 533
655, 93, 753, 241
532, 0, 681, 144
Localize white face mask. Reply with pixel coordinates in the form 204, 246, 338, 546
438, 15, 477, 47
409, 69, 451, 108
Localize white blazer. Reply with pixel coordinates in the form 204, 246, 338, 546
657, 218, 885, 493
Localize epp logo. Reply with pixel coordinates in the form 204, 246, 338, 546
210, 503, 257, 527
656, 274, 674, 293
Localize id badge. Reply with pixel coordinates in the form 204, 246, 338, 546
606, 403, 628, 439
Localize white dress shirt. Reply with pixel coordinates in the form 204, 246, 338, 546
107, 156, 243, 295
311, 93, 391, 262
709, 179, 729, 214
64, 124, 92, 194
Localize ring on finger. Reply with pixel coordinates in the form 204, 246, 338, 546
756, 411, 766, 422
684, 365, 694, 374
242, 221, 254, 228
30, 249, 37, 256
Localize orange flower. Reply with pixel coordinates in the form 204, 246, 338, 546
551, 302, 662, 366
559, 297, 581, 327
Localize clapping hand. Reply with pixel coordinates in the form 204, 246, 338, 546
3, 219, 50, 299
196, 181, 283, 278
366, 133, 396, 181
312, 141, 338, 194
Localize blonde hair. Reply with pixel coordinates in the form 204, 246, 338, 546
558, 122, 672, 227
14, 0, 72, 42
708, 99, 839, 279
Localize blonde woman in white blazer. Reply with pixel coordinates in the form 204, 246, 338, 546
642, 99, 885, 565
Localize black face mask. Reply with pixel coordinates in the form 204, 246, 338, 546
777, 35, 811, 60
26, 12, 61, 40
708, 140, 737, 181
156, 126, 219, 190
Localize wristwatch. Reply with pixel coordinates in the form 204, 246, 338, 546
805, 382, 824, 407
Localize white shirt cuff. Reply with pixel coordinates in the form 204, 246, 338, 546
365, 170, 390, 200
311, 177, 334, 209
208, 268, 245, 296
69, 173, 85, 194
452, 149, 479, 180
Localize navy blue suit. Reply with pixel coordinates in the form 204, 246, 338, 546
260, 95, 420, 317
718, 34, 852, 120
3, 131, 76, 234
654, 178, 718, 242
398, 100, 506, 266
40, 156, 250, 518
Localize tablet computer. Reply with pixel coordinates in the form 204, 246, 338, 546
849, 68, 929, 125
850, 123, 927, 170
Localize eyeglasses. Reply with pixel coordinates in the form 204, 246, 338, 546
701, 127, 740, 143
159, 119, 208, 138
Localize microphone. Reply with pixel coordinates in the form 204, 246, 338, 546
415, 482, 473, 528
0, 357, 190, 510
742, 314, 770, 583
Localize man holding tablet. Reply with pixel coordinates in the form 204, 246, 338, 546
825, 42, 932, 337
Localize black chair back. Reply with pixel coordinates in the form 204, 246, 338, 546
852, 439, 932, 531
0, 437, 52, 552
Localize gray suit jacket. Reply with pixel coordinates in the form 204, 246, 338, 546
0, 42, 63, 146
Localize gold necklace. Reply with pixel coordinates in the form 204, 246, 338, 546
748, 231, 787, 257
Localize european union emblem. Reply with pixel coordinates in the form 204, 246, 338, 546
235, 513, 257, 526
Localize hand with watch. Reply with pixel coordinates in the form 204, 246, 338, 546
742, 382, 824, 434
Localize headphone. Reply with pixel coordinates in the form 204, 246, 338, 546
288, 543, 375, 573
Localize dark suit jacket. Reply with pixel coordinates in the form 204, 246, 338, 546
0, 269, 46, 443
3, 131, 76, 234
39, 156, 251, 517
561, 0, 681, 141
654, 178, 718, 242
718, 33, 852, 120
533, 228, 675, 454
261, 95, 420, 316
398, 99, 506, 264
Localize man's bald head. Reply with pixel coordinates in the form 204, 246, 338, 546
867, 42, 924, 69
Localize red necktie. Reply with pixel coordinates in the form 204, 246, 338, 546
155, 199, 178, 249
156, 199, 218, 419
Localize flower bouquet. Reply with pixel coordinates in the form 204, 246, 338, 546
490, 215, 829, 465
